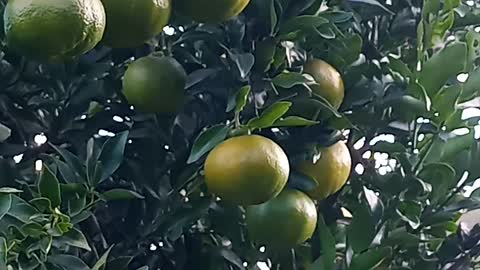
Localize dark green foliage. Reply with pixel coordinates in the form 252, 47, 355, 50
1, 0, 480, 269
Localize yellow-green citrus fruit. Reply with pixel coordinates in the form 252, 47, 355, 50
4, 0, 106, 62
123, 55, 187, 114
175, 0, 251, 23
303, 59, 345, 110
204, 135, 289, 205
246, 189, 318, 248
101, 0, 171, 48
298, 141, 351, 200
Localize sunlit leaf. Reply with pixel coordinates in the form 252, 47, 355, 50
247, 102, 292, 129
418, 42, 467, 95
187, 125, 230, 164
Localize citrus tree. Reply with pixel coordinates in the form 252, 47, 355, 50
2, 0, 480, 269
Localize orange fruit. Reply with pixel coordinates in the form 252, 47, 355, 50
246, 189, 318, 248
204, 135, 289, 205
298, 141, 351, 200
123, 55, 187, 114
303, 59, 345, 110
175, 0, 251, 23
4, 0, 106, 62
101, 0, 171, 48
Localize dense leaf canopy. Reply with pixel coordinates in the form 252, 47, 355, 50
1, 0, 480, 269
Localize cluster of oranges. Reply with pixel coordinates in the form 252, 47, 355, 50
3, 0, 251, 115
4, 0, 251, 59
4, 0, 352, 249
205, 124, 351, 249
205, 60, 352, 248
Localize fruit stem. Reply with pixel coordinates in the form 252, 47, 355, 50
234, 112, 241, 128
159, 32, 171, 56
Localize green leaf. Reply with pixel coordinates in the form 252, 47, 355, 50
38, 165, 61, 208
0, 123, 11, 142
370, 141, 406, 155
71, 211, 92, 225
105, 257, 133, 270
433, 85, 461, 125
247, 101, 292, 129
218, 248, 245, 269
0, 194, 11, 221
419, 163, 456, 203
235, 85, 251, 113
102, 189, 145, 201
187, 124, 230, 164
61, 228, 91, 251
423, 131, 474, 164
92, 245, 114, 270
321, 11, 353, 23
363, 187, 384, 224
30, 197, 52, 212
18, 254, 41, 270
162, 199, 212, 241
98, 131, 129, 184
348, 0, 393, 14
461, 66, 480, 101
383, 95, 428, 118
0, 187, 22, 193
317, 215, 336, 270
22, 222, 46, 238
185, 68, 217, 89
388, 56, 413, 78
384, 227, 420, 247
230, 52, 255, 79
86, 137, 101, 179
316, 24, 336, 39
441, 132, 476, 161
456, 141, 480, 181
272, 72, 314, 88
396, 201, 422, 229
287, 171, 318, 192
85, 141, 100, 186
431, 11, 454, 45
272, 116, 319, 127
348, 247, 392, 270
61, 183, 87, 194
279, 15, 329, 35
50, 144, 86, 181
0, 237, 6, 268
55, 158, 81, 184
466, 30, 480, 70
408, 79, 431, 109
48, 255, 90, 270
444, 0, 460, 11
268, 0, 277, 34
309, 94, 342, 118
68, 194, 87, 216
347, 205, 376, 253
7, 195, 38, 223
444, 197, 480, 212
254, 38, 277, 73
418, 42, 467, 95
423, 0, 440, 15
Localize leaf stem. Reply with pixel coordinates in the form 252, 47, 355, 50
413, 135, 435, 174
435, 177, 470, 212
